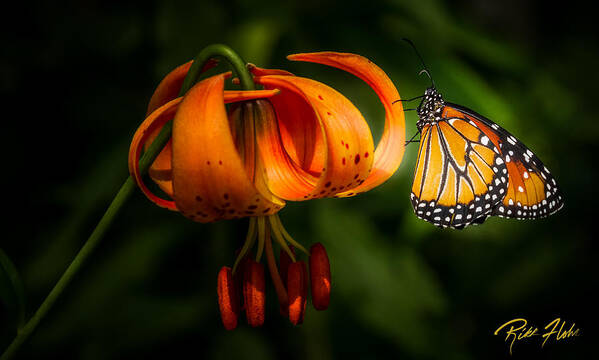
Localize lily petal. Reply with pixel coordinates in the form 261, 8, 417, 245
171, 74, 284, 222
146, 59, 219, 115
287, 52, 405, 196
254, 75, 374, 200
247, 63, 295, 77
143, 59, 219, 198
129, 98, 181, 210
128, 76, 281, 216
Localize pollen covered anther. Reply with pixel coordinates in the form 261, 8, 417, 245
287, 261, 308, 325
309, 242, 331, 310
243, 259, 266, 327
277, 247, 294, 316
217, 266, 239, 330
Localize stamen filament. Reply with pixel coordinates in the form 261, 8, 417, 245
232, 218, 257, 273
272, 215, 308, 255
267, 216, 297, 262
255, 217, 267, 262
264, 232, 288, 309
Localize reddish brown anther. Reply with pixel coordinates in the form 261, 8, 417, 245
243, 259, 265, 327
309, 242, 331, 310
233, 256, 250, 310
287, 261, 308, 325
277, 248, 293, 316
217, 266, 239, 330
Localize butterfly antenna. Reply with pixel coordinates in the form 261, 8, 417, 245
402, 38, 435, 88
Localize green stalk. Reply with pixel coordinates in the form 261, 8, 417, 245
1, 44, 254, 360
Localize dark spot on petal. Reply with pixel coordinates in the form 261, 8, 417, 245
364, 152, 369, 158
342, 157, 346, 165
223, 202, 230, 207
331, 187, 337, 192
345, 143, 349, 149
224, 193, 229, 200
219, 160, 223, 165
248, 205, 258, 210
318, 95, 324, 100
341, 140, 344, 145
325, 181, 331, 188
228, 209, 235, 214
320, 190, 326, 194
339, 186, 345, 190
327, 111, 332, 116
354, 154, 360, 164
354, 174, 359, 179
263, 207, 271, 213
245, 211, 255, 214
207, 161, 211, 165
196, 196, 203, 202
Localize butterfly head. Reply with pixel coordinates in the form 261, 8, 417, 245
416, 87, 445, 129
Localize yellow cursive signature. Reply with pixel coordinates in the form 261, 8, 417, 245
494, 317, 581, 355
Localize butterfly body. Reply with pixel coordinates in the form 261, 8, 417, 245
410, 87, 563, 229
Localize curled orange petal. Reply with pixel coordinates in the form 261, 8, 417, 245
287, 52, 405, 196
247, 63, 295, 77
128, 97, 181, 211
217, 266, 239, 330
254, 75, 375, 200
171, 76, 284, 222
146, 59, 219, 115
129, 74, 281, 217
143, 59, 219, 195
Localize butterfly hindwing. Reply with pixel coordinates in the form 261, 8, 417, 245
446, 103, 564, 219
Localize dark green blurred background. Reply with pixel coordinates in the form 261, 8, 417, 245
2, 0, 596, 359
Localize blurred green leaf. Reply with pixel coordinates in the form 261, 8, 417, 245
0, 248, 26, 331
311, 201, 447, 356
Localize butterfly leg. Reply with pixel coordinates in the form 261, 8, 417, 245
405, 130, 421, 146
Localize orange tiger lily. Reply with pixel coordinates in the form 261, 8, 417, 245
128, 52, 405, 329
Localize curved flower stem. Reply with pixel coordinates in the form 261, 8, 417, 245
0, 44, 254, 360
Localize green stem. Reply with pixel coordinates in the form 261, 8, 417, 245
1, 44, 254, 360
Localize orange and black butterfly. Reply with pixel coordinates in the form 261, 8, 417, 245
403, 43, 563, 229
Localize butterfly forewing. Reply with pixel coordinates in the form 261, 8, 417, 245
410, 113, 508, 228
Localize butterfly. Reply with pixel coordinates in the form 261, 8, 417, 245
402, 43, 564, 229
